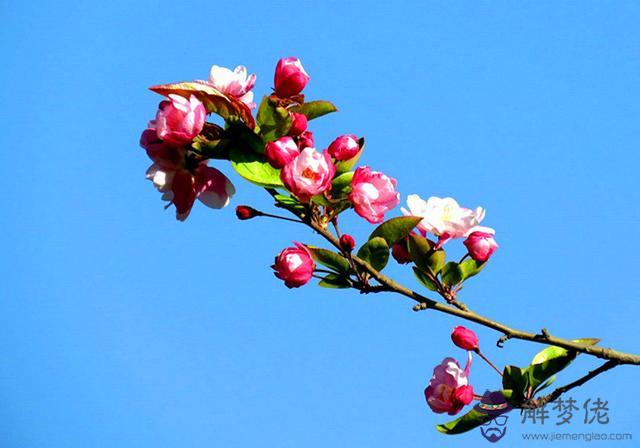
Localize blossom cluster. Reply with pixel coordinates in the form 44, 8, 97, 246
139, 57, 506, 432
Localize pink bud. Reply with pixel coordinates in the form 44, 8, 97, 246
296, 130, 314, 149
452, 385, 474, 409
288, 112, 308, 137
235, 205, 260, 220
463, 231, 498, 262
339, 234, 356, 252
349, 166, 400, 224
451, 326, 479, 351
265, 136, 300, 169
154, 94, 206, 145
274, 57, 310, 98
328, 134, 361, 161
272, 243, 315, 288
391, 238, 412, 264
281, 147, 335, 203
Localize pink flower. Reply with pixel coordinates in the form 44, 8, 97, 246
349, 166, 400, 224
464, 231, 499, 262
296, 130, 314, 149
402, 195, 488, 248
281, 147, 335, 202
328, 134, 361, 161
274, 57, 310, 98
424, 354, 474, 415
289, 112, 308, 137
208, 65, 256, 109
153, 94, 206, 145
272, 243, 315, 288
265, 136, 300, 169
451, 326, 479, 351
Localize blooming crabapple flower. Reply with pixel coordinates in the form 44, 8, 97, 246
328, 134, 361, 161
451, 326, 480, 351
339, 234, 356, 252
272, 243, 315, 288
402, 195, 487, 248
280, 147, 335, 202
274, 57, 310, 98
208, 64, 257, 109
289, 112, 308, 137
424, 353, 474, 415
140, 128, 184, 170
146, 163, 236, 221
296, 130, 314, 149
349, 166, 400, 224
464, 231, 499, 262
265, 136, 300, 169
153, 94, 206, 145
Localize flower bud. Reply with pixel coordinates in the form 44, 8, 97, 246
154, 94, 206, 145
463, 231, 498, 262
288, 112, 308, 137
391, 238, 412, 264
328, 134, 361, 161
296, 130, 314, 150
235, 205, 260, 220
272, 243, 315, 288
265, 136, 299, 169
339, 234, 356, 252
274, 57, 310, 98
451, 326, 479, 351
349, 166, 400, 224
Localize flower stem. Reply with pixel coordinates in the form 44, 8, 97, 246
475, 349, 503, 376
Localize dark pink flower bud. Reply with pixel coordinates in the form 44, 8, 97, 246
265, 136, 299, 169
339, 234, 356, 252
463, 231, 498, 262
328, 134, 361, 161
154, 94, 206, 145
296, 130, 314, 149
272, 243, 315, 288
451, 326, 479, 351
288, 112, 308, 137
274, 57, 310, 98
391, 237, 412, 264
235, 205, 260, 220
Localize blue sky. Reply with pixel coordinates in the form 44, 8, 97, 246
2, 1, 640, 447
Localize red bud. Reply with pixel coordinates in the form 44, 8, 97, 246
339, 234, 356, 252
235, 205, 260, 220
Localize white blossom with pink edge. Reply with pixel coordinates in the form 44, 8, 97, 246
402, 195, 492, 248
208, 65, 257, 109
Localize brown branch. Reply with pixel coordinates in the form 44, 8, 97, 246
520, 360, 620, 409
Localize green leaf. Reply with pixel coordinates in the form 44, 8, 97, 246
369, 216, 422, 246
531, 345, 570, 366
459, 259, 486, 281
407, 234, 432, 271
290, 100, 338, 120
502, 365, 528, 403
534, 375, 557, 395
229, 147, 284, 188
427, 250, 446, 274
318, 273, 352, 289
412, 267, 438, 291
436, 408, 495, 435
331, 171, 354, 198
308, 247, 351, 275
256, 96, 292, 141
441, 262, 463, 286
526, 348, 577, 391
357, 237, 389, 271
149, 82, 255, 128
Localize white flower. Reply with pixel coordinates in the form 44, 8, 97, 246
208, 65, 256, 109
402, 195, 489, 244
